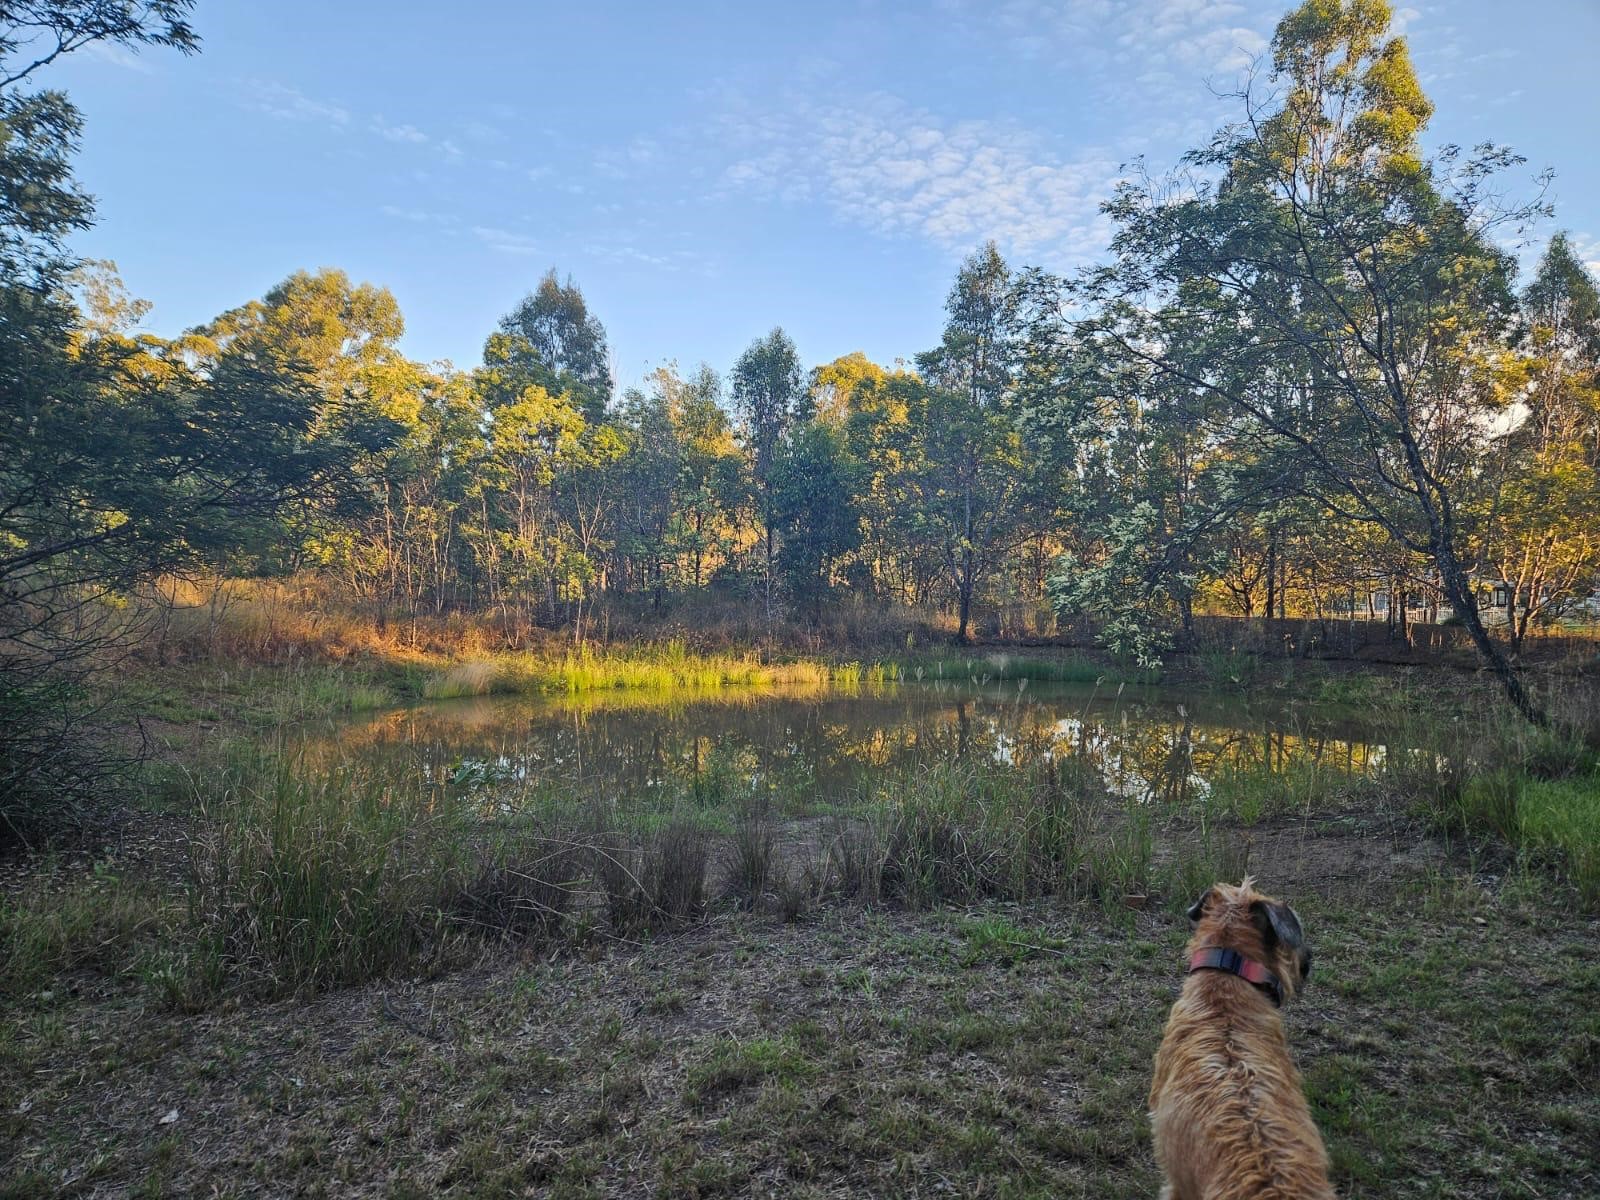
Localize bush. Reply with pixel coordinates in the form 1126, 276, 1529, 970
0, 662, 129, 850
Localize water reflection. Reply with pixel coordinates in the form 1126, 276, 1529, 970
312, 682, 1393, 809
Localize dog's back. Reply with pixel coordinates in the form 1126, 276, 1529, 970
1150, 879, 1335, 1200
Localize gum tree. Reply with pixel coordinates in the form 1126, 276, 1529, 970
1068, 0, 1549, 720
1477, 234, 1600, 650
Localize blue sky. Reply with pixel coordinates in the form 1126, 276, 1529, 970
42, 0, 1600, 392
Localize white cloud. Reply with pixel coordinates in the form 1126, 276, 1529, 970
375, 120, 429, 144
720, 94, 1122, 261
585, 242, 714, 274
943, 0, 1274, 102
380, 205, 458, 227
594, 137, 663, 179
83, 41, 155, 74
472, 226, 539, 256
247, 85, 504, 174
243, 81, 351, 129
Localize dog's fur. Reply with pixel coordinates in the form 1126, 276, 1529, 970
1149, 878, 1333, 1200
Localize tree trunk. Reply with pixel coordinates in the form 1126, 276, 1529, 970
1436, 552, 1543, 724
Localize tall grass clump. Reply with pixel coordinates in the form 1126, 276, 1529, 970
724, 795, 775, 904
424, 640, 855, 700
454, 837, 589, 940
176, 749, 726, 999
423, 660, 498, 700
1204, 753, 1347, 822
817, 757, 1260, 912
183, 751, 474, 995
590, 819, 711, 931
847, 760, 1093, 906
1456, 767, 1600, 903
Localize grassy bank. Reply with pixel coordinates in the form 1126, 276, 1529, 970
117, 643, 1145, 735
11, 715, 1597, 1018
4, 753, 1229, 1010
3, 884, 1595, 1198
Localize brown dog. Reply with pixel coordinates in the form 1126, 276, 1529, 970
1149, 878, 1333, 1200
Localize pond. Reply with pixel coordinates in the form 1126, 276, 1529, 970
314, 680, 1400, 817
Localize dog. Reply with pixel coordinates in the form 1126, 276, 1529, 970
1149, 877, 1333, 1200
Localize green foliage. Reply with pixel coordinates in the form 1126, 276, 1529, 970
770, 419, 862, 615
1048, 502, 1185, 669
1473, 232, 1600, 649
486, 268, 611, 421
10, 0, 1600, 860
1048, 0, 1553, 718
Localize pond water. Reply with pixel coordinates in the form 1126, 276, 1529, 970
315, 681, 1397, 813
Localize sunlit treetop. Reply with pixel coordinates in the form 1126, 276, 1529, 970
1259, 0, 1433, 181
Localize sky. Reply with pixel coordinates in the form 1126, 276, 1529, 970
38, 0, 1600, 393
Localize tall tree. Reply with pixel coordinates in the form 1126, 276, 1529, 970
487, 269, 612, 422
1072, 0, 1548, 720
770, 420, 862, 619
1476, 234, 1600, 649
915, 244, 1038, 640
730, 327, 805, 609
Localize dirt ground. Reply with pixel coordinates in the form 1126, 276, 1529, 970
3, 851, 1597, 1199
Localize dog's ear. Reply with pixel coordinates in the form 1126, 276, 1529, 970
1250, 899, 1305, 951
1187, 886, 1217, 924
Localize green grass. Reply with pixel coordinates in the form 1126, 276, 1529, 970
9, 742, 1299, 1012
112, 745, 746, 1005
1204, 754, 1350, 822
125, 642, 1172, 740
1456, 768, 1600, 902
425, 641, 846, 700
0, 868, 170, 1001
173, 749, 481, 999
884, 649, 1154, 686
120, 662, 412, 727
1519, 774, 1600, 893
5, 894, 1593, 1198
403, 644, 1156, 710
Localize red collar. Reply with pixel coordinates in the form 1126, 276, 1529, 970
1188, 947, 1284, 1007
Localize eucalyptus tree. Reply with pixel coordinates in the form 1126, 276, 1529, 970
730, 327, 806, 608
614, 375, 683, 606
770, 420, 862, 620
843, 372, 946, 606
613, 363, 745, 605
488, 269, 612, 422
913, 243, 1044, 641
184, 269, 414, 572
1066, 0, 1548, 719
672, 365, 743, 591
0, 3, 411, 835
1477, 234, 1600, 649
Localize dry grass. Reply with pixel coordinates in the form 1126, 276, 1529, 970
2, 881, 1595, 1198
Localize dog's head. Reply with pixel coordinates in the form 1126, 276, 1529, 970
1186, 876, 1312, 1001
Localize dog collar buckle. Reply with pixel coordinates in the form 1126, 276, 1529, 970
1188, 947, 1284, 1007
